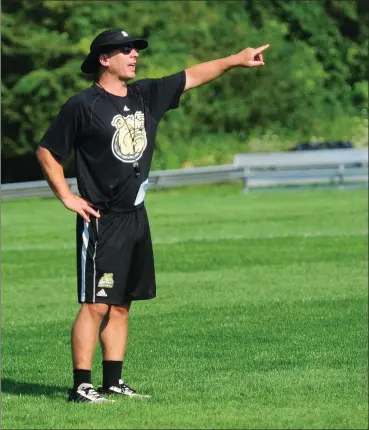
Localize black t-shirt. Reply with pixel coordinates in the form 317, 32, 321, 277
39, 71, 186, 210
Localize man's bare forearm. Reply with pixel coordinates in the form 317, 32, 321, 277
36, 147, 73, 202
184, 55, 239, 91
184, 44, 269, 92
36, 147, 100, 222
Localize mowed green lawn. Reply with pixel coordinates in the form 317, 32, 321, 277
1, 184, 368, 429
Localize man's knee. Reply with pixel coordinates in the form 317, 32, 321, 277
81, 303, 110, 319
110, 302, 131, 318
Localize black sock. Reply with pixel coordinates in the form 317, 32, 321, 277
102, 360, 123, 388
73, 369, 92, 390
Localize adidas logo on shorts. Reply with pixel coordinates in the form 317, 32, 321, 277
96, 289, 108, 297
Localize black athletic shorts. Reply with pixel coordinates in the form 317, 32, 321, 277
76, 204, 156, 305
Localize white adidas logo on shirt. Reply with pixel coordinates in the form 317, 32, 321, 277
123, 106, 130, 111
96, 289, 107, 297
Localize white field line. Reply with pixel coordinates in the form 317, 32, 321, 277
2, 231, 368, 252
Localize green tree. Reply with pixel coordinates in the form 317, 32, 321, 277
2, 0, 368, 170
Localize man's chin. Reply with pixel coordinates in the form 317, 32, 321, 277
121, 72, 136, 81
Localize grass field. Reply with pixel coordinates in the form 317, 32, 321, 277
1, 184, 368, 429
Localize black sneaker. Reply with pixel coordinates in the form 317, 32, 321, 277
68, 383, 107, 403
98, 379, 151, 398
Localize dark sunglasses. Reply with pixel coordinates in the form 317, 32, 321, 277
120, 45, 139, 55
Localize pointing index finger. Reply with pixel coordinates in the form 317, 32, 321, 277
256, 44, 270, 54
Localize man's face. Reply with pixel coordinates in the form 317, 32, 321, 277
99, 45, 139, 81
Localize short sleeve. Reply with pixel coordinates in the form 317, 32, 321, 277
133, 71, 186, 122
39, 96, 82, 162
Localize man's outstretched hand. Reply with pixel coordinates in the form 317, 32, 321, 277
235, 44, 270, 68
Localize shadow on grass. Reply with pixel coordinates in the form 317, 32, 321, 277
1, 378, 69, 396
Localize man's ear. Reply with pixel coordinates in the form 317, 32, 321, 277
98, 53, 109, 67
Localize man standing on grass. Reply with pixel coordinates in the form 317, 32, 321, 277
37, 28, 269, 403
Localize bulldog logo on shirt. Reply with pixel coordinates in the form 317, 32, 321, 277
111, 112, 147, 163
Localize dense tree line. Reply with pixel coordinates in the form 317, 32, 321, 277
2, 0, 368, 175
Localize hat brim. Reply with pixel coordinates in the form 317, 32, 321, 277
81, 38, 148, 74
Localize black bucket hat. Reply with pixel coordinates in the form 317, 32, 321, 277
81, 29, 148, 73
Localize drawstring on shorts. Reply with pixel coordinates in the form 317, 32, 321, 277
94, 202, 143, 229
135, 207, 140, 228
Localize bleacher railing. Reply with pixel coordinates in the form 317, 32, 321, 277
1, 148, 368, 200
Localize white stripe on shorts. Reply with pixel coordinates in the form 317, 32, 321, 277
92, 213, 99, 302
81, 220, 90, 302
